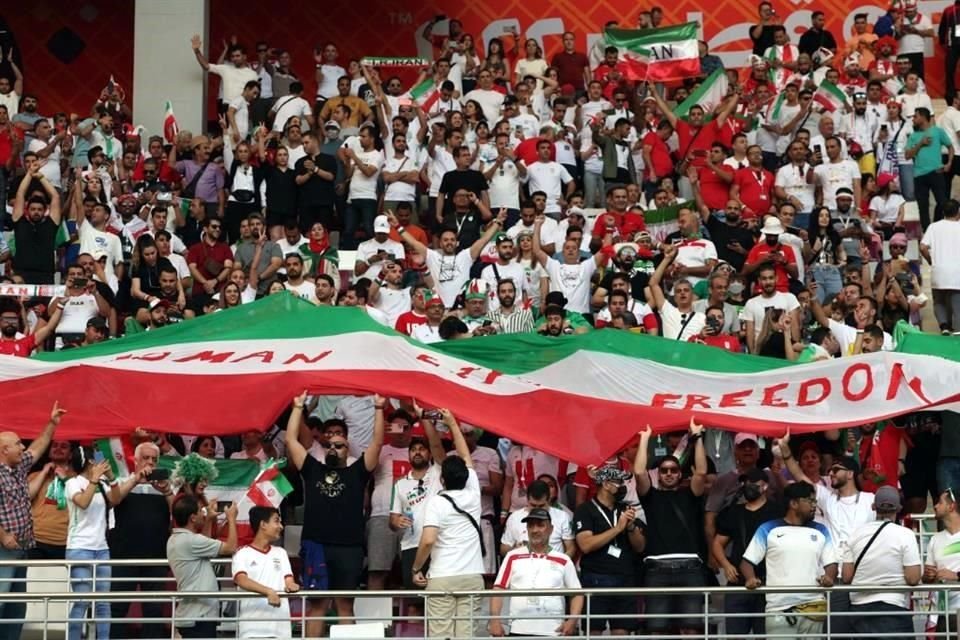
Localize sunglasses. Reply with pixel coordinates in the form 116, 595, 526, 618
330, 443, 348, 451
209, 224, 222, 230
828, 466, 848, 474
659, 466, 681, 474
0, 317, 19, 324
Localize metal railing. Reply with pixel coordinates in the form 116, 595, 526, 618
1, 582, 959, 639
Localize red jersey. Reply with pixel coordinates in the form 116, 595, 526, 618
674, 120, 721, 168
746, 242, 797, 292
698, 165, 732, 211
733, 167, 775, 219
394, 310, 428, 336
591, 211, 646, 238
0, 334, 37, 357
688, 333, 741, 353
642, 132, 673, 181
857, 422, 908, 493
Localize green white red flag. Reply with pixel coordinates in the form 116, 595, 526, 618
162, 100, 179, 144
813, 81, 847, 112
95, 437, 134, 479
604, 23, 701, 82
407, 78, 440, 111
674, 68, 729, 120
3, 296, 960, 466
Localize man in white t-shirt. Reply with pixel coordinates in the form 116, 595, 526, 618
742, 263, 801, 353
479, 235, 528, 313
508, 202, 558, 254
282, 254, 317, 303
391, 209, 505, 308
924, 488, 960, 623
897, 0, 934, 79
232, 506, 299, 639
368, 260, 411, 326
411, 410, 485, 639
780, 434, 875, 636
463, 69, 505, 125
500, 479, 575, 557
270, 81, 313, 132
814, 136, 862, 210
340, 126, 385, 247
741, 481, 838, 640
77, 203, 124, 283
388, 413, 447, 588
523, 140, 575, 216
532, 212, 609, 314
27, 119, 66, 189
648, 244, 706, 340
921, 200, 960, 332
354, 215, 405, 283
841, 487, 920, 637
481, 132, 526, 214
191, 35, 259, 104
490, 508, 583, 637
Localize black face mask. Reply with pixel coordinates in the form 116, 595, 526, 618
325, 451, 340, 467
613, 485, 628, 502
742, 483, 763, 502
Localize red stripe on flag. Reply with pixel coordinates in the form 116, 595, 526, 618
619, 58, 701, 82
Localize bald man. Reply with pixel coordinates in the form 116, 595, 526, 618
0, 401, 66, 639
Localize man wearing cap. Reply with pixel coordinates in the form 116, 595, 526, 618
491, 507, 583, 637
743, 217, 799, 292
409, 291, 446, 344
706, 433, 779, 546
840, 486, 921, 634
354, 215, 406, 283
780, 430, 875, 634
712, 467, 783, 637
573, 466, 643, 635
634, 420, 709, 636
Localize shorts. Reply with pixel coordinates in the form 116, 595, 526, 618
642, 559, 706, 632
366, 515, 400, 572
324, 543, 365, 590
579, 572, 638, 632
299, 539, 329, 590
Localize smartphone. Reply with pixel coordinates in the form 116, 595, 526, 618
93, 450, 105, 464
73, 277, 89, 288
422, 409, 444, 421
216, 501, 231, 513
482, 320, 493, 327
146, 468, 170, 482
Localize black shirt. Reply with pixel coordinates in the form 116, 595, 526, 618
264, 165, 298, 217
639, 487, 706, 559
715, 500, 783, 584
296, 154, 337, 209
442, 208, 484, 250
136, 257, 175, 298
13, 217, 58, 275
751, 24, 780, 56
798, 28, 838, 57
705, 215, 756, 271
573, 499, 638, 576
438, 169, 488, 213
108, 490, 171, 558
301, 455, 370, 545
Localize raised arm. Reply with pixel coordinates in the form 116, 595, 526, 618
689, 418, 707, 496
26, 402, 66, 462
777, 429, 810, 484
190, 35, 210, 71
284, 391, 309, 470
531, 213, 551, 267
12, 166, 35, 222
634, 425, 653, 496
441, 408, 472, 466
363, 395, 387, 472
647, 82, 677, 127
647, 244, 677, 311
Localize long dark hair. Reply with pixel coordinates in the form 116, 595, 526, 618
807, 206, 843, 259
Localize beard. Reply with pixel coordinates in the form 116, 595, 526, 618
499, 295, 515, 308
411, 455, 429, 470
0, 325, 16, 337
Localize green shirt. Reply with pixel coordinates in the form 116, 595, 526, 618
907, 125, 952, 177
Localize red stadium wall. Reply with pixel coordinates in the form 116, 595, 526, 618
3, 0, 953, 118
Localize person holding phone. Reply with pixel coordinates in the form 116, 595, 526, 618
107, 440, 176, 639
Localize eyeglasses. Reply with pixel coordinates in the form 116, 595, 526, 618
828, 466, 848, 474
0, 316, 19, 324
209, 224, 221, 230
797, 496, 818, 505
659, 466, 681, 474
330, 443, 348, 451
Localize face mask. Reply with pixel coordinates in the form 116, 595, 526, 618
742, 483, 763, 502
613, 485, 628, 502
728, 281, 745, 295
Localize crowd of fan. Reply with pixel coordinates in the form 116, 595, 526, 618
3, 2, 960, 638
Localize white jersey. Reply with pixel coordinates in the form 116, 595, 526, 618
390, 464, 443, 550
231, 544, 293, 639
501, 506, 574, 553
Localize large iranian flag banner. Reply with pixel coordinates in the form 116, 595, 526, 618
604, 23, 701, 82
2, 295, 959, 465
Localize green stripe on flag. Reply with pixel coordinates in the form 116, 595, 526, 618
605, 23, 700, 49
675, 69, 727, 120
409, 78, 435, 101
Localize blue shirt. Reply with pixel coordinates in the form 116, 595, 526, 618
907, 125, 952, 177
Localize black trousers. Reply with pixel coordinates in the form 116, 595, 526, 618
110, 564, 169, 638
947, 47, 960, 103
915, 170, 949, 230
904, 51, 926, 80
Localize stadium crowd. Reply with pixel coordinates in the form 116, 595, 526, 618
3, 0, 960, 637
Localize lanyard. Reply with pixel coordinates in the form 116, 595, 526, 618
592, 499, 619, 530
752, 170, 767, 190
